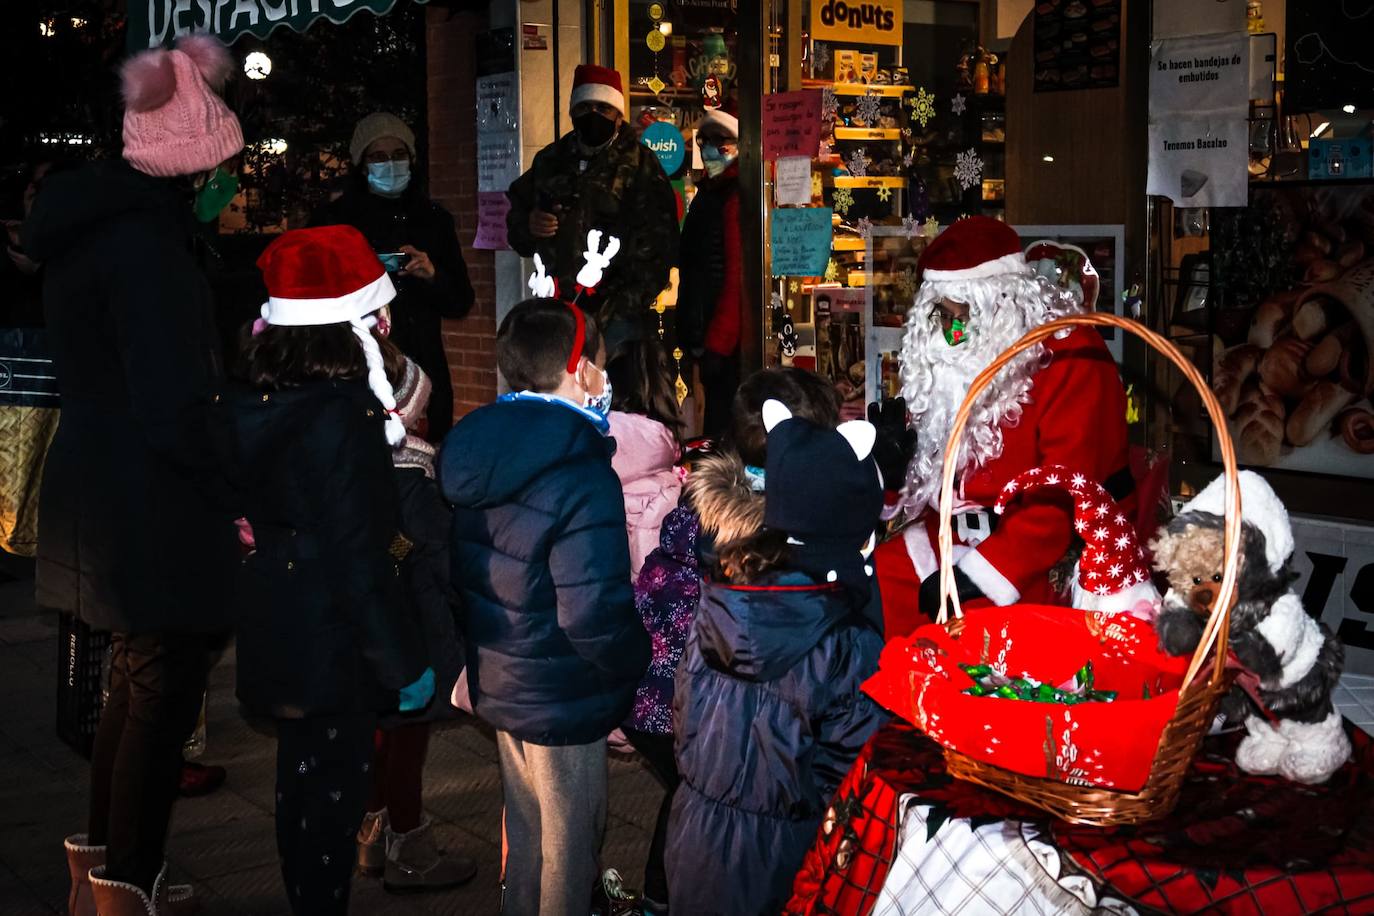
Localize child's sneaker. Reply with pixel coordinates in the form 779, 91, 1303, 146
355, 809, 387, 877
383, 818, 477, 894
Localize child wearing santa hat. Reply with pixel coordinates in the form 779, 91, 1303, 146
222, 224, 433, 916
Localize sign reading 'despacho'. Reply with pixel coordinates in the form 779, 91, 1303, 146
127, 0, 428, 52
809, 0, 902, 47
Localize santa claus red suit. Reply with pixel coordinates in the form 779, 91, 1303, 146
874, 217, 1134, 637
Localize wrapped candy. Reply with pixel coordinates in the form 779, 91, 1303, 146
960, 661, 1117, 705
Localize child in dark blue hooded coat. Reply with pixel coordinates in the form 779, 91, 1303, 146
666, 400, 888, 916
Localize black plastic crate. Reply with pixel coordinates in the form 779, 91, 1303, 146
55, 611, 109, 759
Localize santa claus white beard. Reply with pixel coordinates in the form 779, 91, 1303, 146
896, 272, 1076, 518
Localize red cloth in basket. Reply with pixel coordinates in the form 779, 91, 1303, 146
862, 605, 1192, 792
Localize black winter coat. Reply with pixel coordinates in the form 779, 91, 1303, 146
439, 398, 651, 745
219, 379, 427, 718
667, 573, 886, 916
313, 184, 474, 441
378, 467, 465, 729
22, 161, 238, 635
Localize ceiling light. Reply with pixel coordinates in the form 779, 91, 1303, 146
1042, 155, 1055, 162
1342, 104, 1357, 114
1311, 121, 1331, 138
38, 18, 56, 37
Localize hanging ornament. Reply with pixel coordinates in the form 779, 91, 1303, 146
908, 87, 936, 129
821, 86, 839, 121
647, 75, 666, 95
813, 41, 831, 75
672, 347, 688, 406
703, 75, 722, 109
876, 185, 892, 202
951, 92, 967, 116
902, 215, 921, 239
902, 149, 915, 169
954, 147, 984, 190
653, 301, 668, 339
811, 171, 824, 198
789, 279, 800, 293
846, 147, 869, 177
646, 29, 665, 53
648, 2, 664, 19
832, 186, 854, 216
855, 91, 883, 127
856, 217, 874, 239
923, 216, 940, 239
824, 259, 839, 283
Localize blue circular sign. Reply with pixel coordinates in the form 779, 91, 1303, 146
641, 121, 685, 176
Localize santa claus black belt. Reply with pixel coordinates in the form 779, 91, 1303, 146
1103, 466, 1135, 503
955, 467, 1133, 544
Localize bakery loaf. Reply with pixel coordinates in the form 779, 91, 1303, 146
1234, 384, 1286, 466
1249, 294, 1296, 348
1339, 407, 1374, 455
1258, 336, 1313, 397
1296, 259, 1374, 397
1286, 381, 1356, 447
1213, 343, 1262, 415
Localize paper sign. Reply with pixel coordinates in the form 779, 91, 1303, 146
1151, 0, 1244, 40
1146, 117, 1248, 207
1150, 34, 1250, 119
476, 73, 521, 193
763, 91, 823, 161
775, 157, 813, 206
473, 192, 510, 250
771, 208, 833, 277
810, 0, 902, 47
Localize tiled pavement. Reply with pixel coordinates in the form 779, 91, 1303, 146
0, 556, 662, 915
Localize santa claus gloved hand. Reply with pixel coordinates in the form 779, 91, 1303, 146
868, 397, 915, 491
919, 566, 984, 618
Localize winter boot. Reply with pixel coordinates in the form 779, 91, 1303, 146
356, 809, 388, 877
88, 865, 170, 915
84, 862, 196, 916
382, 817, 477, 894
64, 835, 103, 916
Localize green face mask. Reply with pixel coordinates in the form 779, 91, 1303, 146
944, 317, 968, 346
193, 167, 239, 223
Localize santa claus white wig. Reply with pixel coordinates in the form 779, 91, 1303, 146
896, 265, 1080, 518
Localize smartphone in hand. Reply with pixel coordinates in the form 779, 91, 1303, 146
377, 251, 411, 273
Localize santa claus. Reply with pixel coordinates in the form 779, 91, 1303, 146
874, 217, 1136, 634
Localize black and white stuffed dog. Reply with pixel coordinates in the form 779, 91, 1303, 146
1149, 471, 1350, 784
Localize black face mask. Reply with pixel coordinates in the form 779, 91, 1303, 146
573, 111, 617, 148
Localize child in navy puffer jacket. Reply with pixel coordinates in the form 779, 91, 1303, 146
666, 400, 887, 916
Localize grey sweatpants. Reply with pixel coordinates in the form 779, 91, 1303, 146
496, 731, 607, 916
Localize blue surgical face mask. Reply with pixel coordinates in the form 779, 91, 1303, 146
699, 142, 736, 178
366, 159, 411, 198
584, 363, 613, 418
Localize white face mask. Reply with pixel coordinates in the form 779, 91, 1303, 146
366, 159, 411, 197
582, 362, 613, 418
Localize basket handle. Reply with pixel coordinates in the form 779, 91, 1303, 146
934, 313, 1242, 690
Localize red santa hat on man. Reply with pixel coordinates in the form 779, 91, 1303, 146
697, 99, 740, 138
917, 215, 1027, 284
570, 64, 626, 117
256, 225, 405, 446
993, 464, 1160, 615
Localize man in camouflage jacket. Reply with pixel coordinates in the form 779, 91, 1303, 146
506, 65, 679, 345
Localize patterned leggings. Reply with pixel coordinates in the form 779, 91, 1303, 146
274, 714, 377, 916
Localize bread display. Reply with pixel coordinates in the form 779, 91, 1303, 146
1209, 200, 1374, 470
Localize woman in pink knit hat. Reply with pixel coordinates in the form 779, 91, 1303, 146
22, 35, 244, 916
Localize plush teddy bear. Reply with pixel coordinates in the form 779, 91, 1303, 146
1149, 470, 1350, 785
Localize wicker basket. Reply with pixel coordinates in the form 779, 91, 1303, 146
932, 312, 1243, 827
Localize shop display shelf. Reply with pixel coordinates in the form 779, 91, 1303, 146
833, 127, 903, 141
803, 79, 914, 98
831, 176, 907, 189
832, 237, 868, 251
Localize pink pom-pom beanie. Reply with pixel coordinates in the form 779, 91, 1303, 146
120, 35, 244, 178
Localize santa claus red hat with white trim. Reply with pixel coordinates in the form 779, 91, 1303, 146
994, 464, 1160, 614
698, 99, 739, 138
570, 64, 625, 117
256, 225, 405, 446
917, 215, 1027, 283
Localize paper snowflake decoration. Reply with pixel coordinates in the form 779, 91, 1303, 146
902, 149, 915, 168
954, 147, 983, 190
909, 87, 936, 129
789, 279, 800, 293
856, 91, 883, 126
876, 185, 892, 202
824, 259, 839, 283
832, 186, 854, 215
951, 92, 967, 115
902, 215, 920, 238
821, 87, 838, 121
856, 217, 874, 239
846, 147, 869, 177
813, 42, 831, 74
811, 172, 824, 197
923, 216, 940, 239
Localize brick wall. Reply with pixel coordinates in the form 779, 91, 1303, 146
427, 7, 497, 420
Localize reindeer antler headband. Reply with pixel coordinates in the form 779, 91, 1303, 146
526, 230, 622, 373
